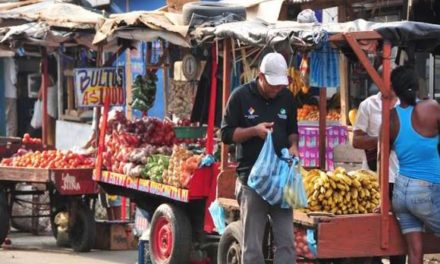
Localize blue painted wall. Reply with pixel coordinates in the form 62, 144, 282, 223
111, 0, 167, 119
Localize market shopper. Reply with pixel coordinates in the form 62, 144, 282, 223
389, 65, 440, 264
221, 52, 299, 264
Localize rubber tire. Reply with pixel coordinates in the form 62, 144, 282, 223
68, 204, 96, 252
182, 2, 246, 25
217, 221, 243, 264
0, 190, 9, 245
149, 204, 192, 264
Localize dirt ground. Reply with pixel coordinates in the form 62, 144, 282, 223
425, 255, 440, 264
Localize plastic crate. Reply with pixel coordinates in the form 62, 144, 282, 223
173, 126, 207, 139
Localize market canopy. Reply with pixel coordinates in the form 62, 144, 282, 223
0, 1, 105, 50
0, 1, 103, 30
93, 11, 191, 47
194, 18, 440, 53
0, 22, 95, 50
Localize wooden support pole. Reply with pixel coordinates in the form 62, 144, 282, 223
344, 33, 384, 92
221, 39, 232, 171
162, 40, 170, 117
41, 49, 49, 145
319, 88, 327, 170
380, 41, 392, 249
339, 54, 349, 126
125, 47, 132, 120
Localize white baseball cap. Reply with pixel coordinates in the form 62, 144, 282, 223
259, 52, 289, 86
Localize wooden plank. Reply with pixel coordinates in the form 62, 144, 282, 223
293, 210, 319, 227
217, 167, 236, 200
0, 167, 50, 183
316, 213, 440, 258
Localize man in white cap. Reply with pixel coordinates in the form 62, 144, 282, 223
221, 52, 299, 263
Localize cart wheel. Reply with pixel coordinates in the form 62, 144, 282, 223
149, 204, 192, 264
0, 190, 9, 245
217, 221, 243, 264
68, 204, 96, 252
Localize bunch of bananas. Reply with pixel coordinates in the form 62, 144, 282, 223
301, 168, 380, 215
288, 67, 310, 95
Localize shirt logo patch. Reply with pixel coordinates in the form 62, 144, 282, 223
245, 107, 259, 119
278, 108, 287, 119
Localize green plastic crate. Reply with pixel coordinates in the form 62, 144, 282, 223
173, 126, 207, 139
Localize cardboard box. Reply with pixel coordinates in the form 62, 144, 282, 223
95, 220, 138, 250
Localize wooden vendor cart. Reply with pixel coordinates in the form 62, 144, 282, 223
0, 166, 98, 252
214, 21, 440, 263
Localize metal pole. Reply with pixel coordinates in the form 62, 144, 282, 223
206, 44, 218, 155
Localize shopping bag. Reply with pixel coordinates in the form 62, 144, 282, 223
247, 132, 291, 207
208, 200, 226, 235
30, 100, 42, 129
283, 158, 308, 209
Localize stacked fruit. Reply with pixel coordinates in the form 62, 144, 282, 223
294, 227, 315, 261
302, 168, 380, 215
0, 150, 94, 169
162, 145, 202, 188
297, 105, 341, 122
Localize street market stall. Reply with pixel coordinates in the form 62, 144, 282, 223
0, 1, 105, 252
201, 19, 440, 263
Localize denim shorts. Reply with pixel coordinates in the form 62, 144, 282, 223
392, 175, 440, 236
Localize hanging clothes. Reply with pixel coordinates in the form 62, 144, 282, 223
309, 41, 340, 88
190, 56, 223, 127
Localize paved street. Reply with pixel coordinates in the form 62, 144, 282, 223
0, 232, 138, 264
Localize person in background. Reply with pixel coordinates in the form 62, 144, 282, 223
4, 57, 18, 137
389, 65, 440, 264
33, 56, 58, 145
221, 52, 299, 264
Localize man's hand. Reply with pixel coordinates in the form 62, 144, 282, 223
254, 122, 273, 139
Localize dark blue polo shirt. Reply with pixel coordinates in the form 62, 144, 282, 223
221, 78, 298, 183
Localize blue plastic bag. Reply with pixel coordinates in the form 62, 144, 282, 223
283, 158, 308, 209
247, 132, 291, 207
208, 200, 226, 235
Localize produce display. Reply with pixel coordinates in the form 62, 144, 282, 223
297, 104, 341, 122
168, 81, 196, 118
301, 167, 380, 215
131, 73, 157, 112
294, 227, 315, 262
163, 145, 202, 188
22, 133, 42, 145
288, 67, 309, 96
141, 155, 170, 183
103, 112, 205, 188
0, 150, 94, 169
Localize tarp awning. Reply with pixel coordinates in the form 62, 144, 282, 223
194, 19, 440, 52
0, 1, 104, 29
93, 11, 190, 47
